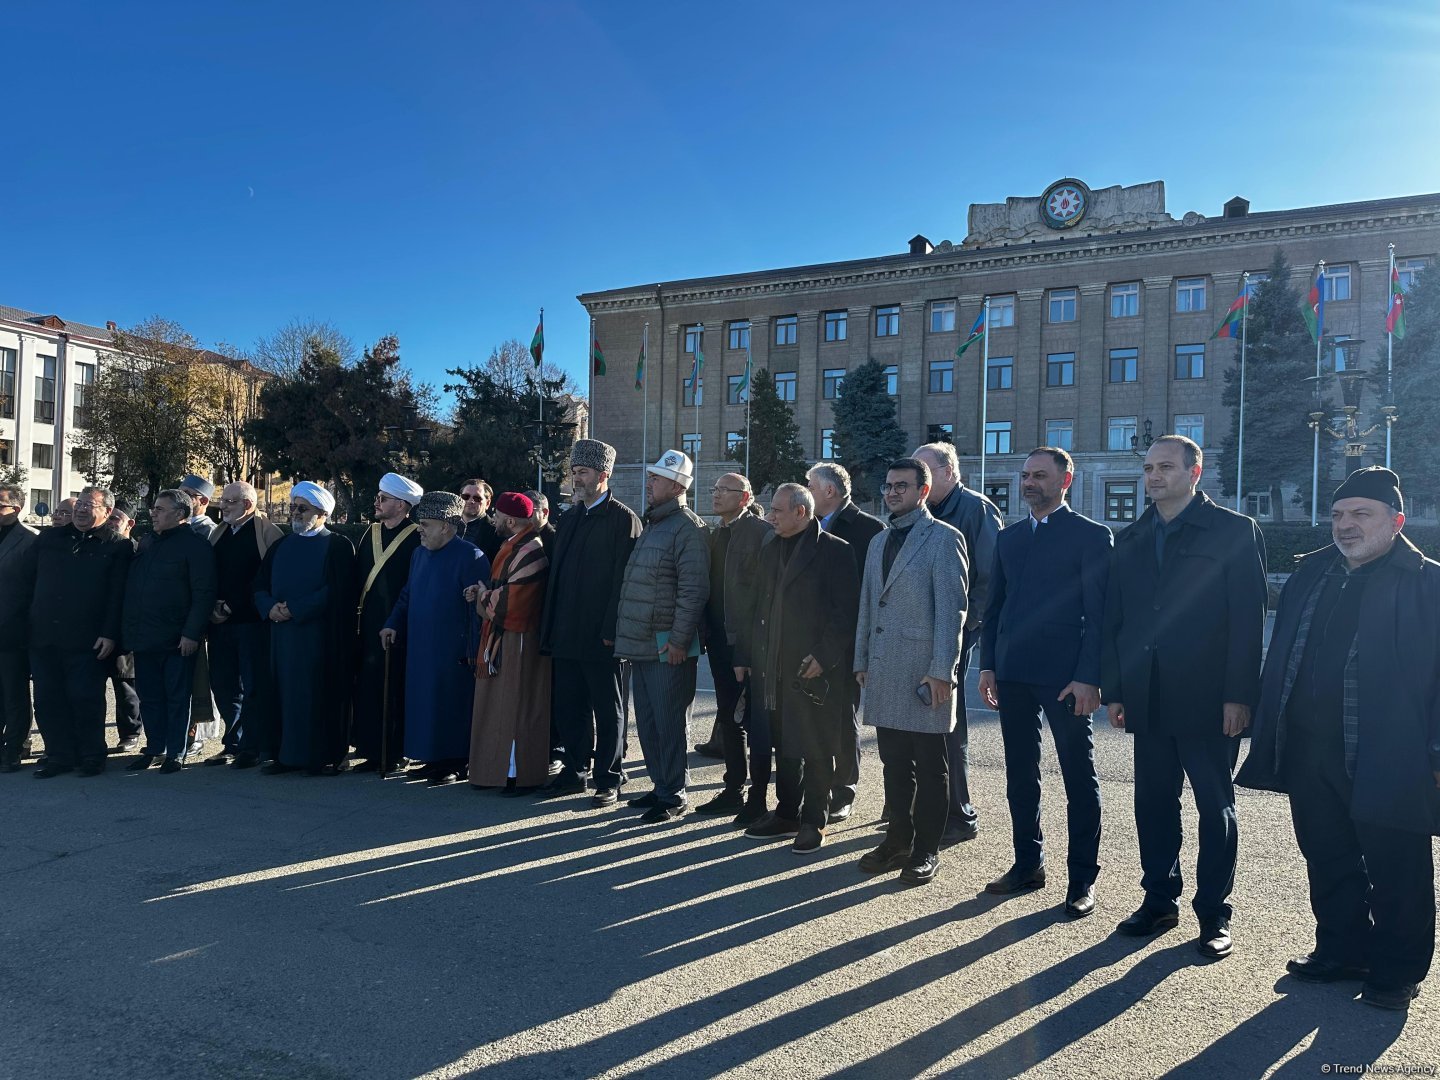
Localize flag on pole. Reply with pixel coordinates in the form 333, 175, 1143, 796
1302, 266, 1326, 343
1386, 264, 1407, 340
529, 312, 545, 368
591, 334, 606, 376
634, 327, 647, 391
955, 308, 986, 359
736, 340, 752, 399
1212, 293, 1246, 340
685, 343, 705, 390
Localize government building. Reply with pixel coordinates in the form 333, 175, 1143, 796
578, 179, 1438, 524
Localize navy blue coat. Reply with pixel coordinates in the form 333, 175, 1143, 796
1236, 535, 1440, 836
979, 503, 1111, 690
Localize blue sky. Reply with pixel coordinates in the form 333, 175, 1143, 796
4, 1, 1437, 404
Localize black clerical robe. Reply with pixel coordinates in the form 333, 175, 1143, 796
351, 521, 421, 762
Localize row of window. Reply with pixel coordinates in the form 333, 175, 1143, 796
681, 258, 1429, 355
0, 349, 94, 425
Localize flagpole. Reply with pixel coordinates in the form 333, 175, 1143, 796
979, 298, 990, 495
587, 315, 594, 442
744, 338, 752, 479
641, 321, 650, 504
1386, 244, 1395, 468
536, 307, 545, 492
1236, 273, 1249, 513
1310, 263, 1325, 527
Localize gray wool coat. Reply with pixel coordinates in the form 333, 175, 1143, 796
612, 496, 710, 662
853, 506, 969, 734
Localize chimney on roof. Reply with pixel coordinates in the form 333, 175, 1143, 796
908, 234, 933, 255
106, 320, 116, 331
1223, 196, 1250, 219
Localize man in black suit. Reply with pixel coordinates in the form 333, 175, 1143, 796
807, 461, 883, 821
0, 484, 39, 771
978, 447, 1111, 917
1102, 435, 1266, 960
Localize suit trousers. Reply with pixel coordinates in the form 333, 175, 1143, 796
31, 649, 110, 769
995, 680, 1102, 883
1285, 725, 1435, 987
110, 663, 141, 744
945, 631, 980, 828
1132, 728, 1241, 921
209, 620, 267, 751
0, 649, 31, 762
630, 657, 696, 808
551, 657, 626, 791
706, 644, 770, 794
829, 692, 862, 811
769, 707, 832, 827
135, 651, 201, 761
877, 726, 950, 858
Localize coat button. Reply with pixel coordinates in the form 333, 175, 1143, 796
1152, 603, 1161, 611
879, 600, 887, 607
876, 627, 884, 634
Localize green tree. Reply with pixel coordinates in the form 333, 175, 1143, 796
830, 359, 907, 503
725, 367, 808, 496
1389, 262, 1440, 512
1218, 252, 1331, 521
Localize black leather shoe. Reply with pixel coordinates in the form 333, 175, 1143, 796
1065, 883, 1096, 918
733, 794, 769, 828
1116, 906, 1180, 937
78, 761, 106, 777
426, 771, 460, 786
640, 803, 686, 824
1286, 954, 1369, 983
793, 824, 825, 854
33, 764, 74, 779
591, 788, 619, 808
939, 820, 979, 847
858, 842, 912, 874
626, 791, 660, 810
696, 789, 745, 815
0, 759, 21, 773
126, 756, 158, 771
231, 752, 262, 769
261, 762, 297, 775
1360, 981, 1420, 1011
745, 813, 801, 839
113, 739, 141, 754
826, 803, 854, 825
900, 854, 940, 886
204, 751, 235, 767
1196, 919, 1232, 959
985, 864, 1047, 894
159, 757, 184, 775
692, 742, 724, 760
537, 773, 587, 797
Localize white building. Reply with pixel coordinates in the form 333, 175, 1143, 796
0, 305, 111, 520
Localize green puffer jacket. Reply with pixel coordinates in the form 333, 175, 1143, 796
612, 497, 709, 662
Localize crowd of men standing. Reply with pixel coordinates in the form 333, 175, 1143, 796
0, 434, 1435, 1015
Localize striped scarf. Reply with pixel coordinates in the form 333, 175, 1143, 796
476, 529, 548, 676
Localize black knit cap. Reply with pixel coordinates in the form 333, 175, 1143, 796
1332, 466, 1403, 514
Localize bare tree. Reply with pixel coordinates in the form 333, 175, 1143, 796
475, 339, 576, 403
250, 318, 357, 379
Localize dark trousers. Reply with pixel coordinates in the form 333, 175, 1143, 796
0, 649, 32, 762
830, 692, 862, 811
1285, 728, 1436, 987
552, 656, 627, 791
31, 648, 110, 769
631, 658, 696, 808
1133, 729, 1241, 921
945, 631, 980, 828
769, 707, 832, 828
135, 651, 200, 761
996, 680, 1102, 883
707, 645, 770, 794
877, 726, 950, 858
209, 620, 267, 751
110, 666, 141, 743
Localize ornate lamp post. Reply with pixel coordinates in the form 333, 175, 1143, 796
1129, 418, 1154, 458
382, 408, 432, 469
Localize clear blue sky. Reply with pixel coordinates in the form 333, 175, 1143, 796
4, 1, 1436, 404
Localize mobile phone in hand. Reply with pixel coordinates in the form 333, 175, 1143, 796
916, 682, 932, 706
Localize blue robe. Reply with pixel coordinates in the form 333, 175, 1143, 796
386, 536, 488, 762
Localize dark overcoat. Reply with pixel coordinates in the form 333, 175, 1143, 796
1236, 535, 1440, 836
539, 493, 642, 662
827, 500, 884, 586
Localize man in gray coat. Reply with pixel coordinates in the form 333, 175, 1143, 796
853, 457, 968, 886
612, 450, 709, 824
0, 484, 39, 771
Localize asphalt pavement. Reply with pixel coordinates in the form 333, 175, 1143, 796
2, 676, 1437, 1080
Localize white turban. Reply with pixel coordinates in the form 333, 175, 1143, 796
291, 481, 335, 515
378, 472, 423, 506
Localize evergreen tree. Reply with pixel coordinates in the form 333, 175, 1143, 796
830, 359, 907, 503
1389, 262, 1440, 512
1218, 252, 1331, 521
726, 367, 808, 496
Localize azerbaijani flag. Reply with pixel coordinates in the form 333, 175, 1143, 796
1212, 293, 1245, 340
1386, 264, 1407, 340
685, 343, 705, 391
634, 326, 647, 391
955, 307, 986, 359
591, 334, 606, 376
735, 340, 752, 399
529, 312, 545, 368
1302, 267, 1326, 344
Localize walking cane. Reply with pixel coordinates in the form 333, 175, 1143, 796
380, 644, 393, 779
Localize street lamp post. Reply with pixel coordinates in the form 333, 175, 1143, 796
1129, 418, 1154, 458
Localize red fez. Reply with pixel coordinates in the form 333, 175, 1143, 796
495, 491, 534, 518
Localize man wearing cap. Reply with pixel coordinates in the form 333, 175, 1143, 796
351, 472, 423, 774
179, 474, 218, 538
0, 484, 38, 771
253, 482, 357, 776
208, 481, 285, 768
1238, 467, 1440, 1012
523, 489, 556, 555
469, 492, 550, 791
613, 449, 709, 824
380, 491, 488, 785
459, 479, 503, 563
538, 439, 642, 806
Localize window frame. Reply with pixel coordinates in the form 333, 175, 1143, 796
1173, 413, 1205, 445
988, 295, 1016, 328
1044, 418, 1074, 451
928, 359, 954, 394
986, 355, 1013, 391
1107, 416, 1138, 452
1324, 265, 1352, 302
1110, 281, 1140, 318
1174, 343, 1205, 380
984, 421, 1012, 455
774, 371, 797, 402
774, 315, 798, 347
1046, 352, 1076, 387
726, 374, 748, 405
874, 305, 901, 338
683, 324, 703, 355
823, 310, 848, 342
822, 368, 846, 400
820, 428, 835, 458
1047, 288, 1077, 323
1108, 347, 1138, 383
1175, 277, 1207, 313
929, 299, 957, 334
727, 321, 751, 351
1105, 480, 1139, 523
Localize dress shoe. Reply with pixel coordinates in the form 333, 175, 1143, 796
826, 802, 854, 825
33, 764, 74, 779
261, 762, 297, 775
1286, 954, 1369, 983
900, 854, 940, 886
501, 785, 536, 798
858, 842, 912, 874
985, 864, 1047, 895
793, 824, 825, 854
186, 739, 205, 758
1196, 919, 1232, 959
1064, 883, 1097, 918
1, 759, 22, 773
231, 752, 262, 769
426, 771, 460, 786
537, 772, 587, 798
696, 788, 745, 815
733, 794, 769, 828
114, 738, 141, 754
745, 813, 801, 839
159, 758, 184, 775
591, 788, 619, 808
126, 756, 158, 771
640, 803, 686, 824
204, 751, 235, 767
1360, 981, 1420, 1011
692, 741, 725, 760
1116, 905, 1181, 937
626, 791, 660, 810
939, 820, 979, 847
78, 761, 106, 777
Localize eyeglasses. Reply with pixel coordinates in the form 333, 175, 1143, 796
879, 482, 912, 495
712, 486, 745, 495
462, 494, 485, 503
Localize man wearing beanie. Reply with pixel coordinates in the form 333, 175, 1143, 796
1238, 466, 1440, 1012
538, 439, 641, 806
613, 449, 709, 823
